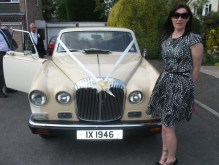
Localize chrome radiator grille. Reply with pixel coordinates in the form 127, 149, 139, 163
75, 78, 125, 122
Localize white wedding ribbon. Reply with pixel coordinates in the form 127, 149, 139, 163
57, 37, 136, 97
57, 38, 97, 81
104, 39, 135, 81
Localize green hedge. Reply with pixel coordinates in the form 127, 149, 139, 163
107, 0, 167, 59
202, 11, 219, 35
192, 17, 202, 34
202, 53, 219, 65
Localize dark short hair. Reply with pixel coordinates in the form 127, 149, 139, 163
162, 2, 193, 42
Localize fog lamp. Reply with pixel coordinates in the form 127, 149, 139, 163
56, 92, 71, 104
128, 91, 143, 104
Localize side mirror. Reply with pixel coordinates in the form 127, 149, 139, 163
6, 51, 15, 56
24, 50, 32, 56
143, 48, 147, 58
24, 50, 36, 59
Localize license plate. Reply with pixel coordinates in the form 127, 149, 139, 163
77, 130, 123, 140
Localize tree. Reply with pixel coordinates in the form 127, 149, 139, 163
53, 0, 104, 21
94, 0, 119, 21
66, 0, 104, 21
108, 0, 167, 58
53, 0, 67, 21
42, 0, 56, 21
202, 11, 219, 34
163, 0, 169, 3
191, 0, 210, 22
167, 0, 188, 10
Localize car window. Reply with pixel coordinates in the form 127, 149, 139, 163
11, 31, 36, 53
51, 37, 57, 42
57, 31, 137, 53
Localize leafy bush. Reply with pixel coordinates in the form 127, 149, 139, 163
215, 62, 219, 67
202, 11, 219, 48
214, 55, 219, 63
206, 28, 219, 51
192, 17, 202, 34
202, 53, 219, 65
202, 11, 219, 35
107, 0, 167, 59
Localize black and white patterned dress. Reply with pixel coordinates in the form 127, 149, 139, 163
146, 33, 202, 127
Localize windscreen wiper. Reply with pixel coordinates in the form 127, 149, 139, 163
83, 48, 111, 54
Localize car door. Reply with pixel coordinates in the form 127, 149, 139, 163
3, 29, 47, 93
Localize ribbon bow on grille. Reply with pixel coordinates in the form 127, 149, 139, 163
95, 79, 115, 97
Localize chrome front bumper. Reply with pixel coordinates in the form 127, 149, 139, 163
28, 115, 161, 136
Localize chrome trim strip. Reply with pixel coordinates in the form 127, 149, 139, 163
97, 54, 101, 77
75, 77, 125, 90
29, 117, 161, 128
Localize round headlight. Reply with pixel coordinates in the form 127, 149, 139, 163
56, 92, 71, 105
128, 91, 143, 104
29, 90, 47, 106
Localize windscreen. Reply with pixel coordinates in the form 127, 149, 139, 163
50, 37, 57, 42
10, 30, 37, 54
57, 31, 137, 53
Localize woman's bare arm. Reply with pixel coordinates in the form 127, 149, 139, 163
191, 43, 203, 82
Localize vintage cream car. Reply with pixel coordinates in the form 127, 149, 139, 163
4, 27, 161, 139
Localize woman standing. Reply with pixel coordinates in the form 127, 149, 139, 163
146, 3, 203, 165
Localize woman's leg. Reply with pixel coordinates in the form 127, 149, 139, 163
158, 124, 168, 164
162, 124, 177, 163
